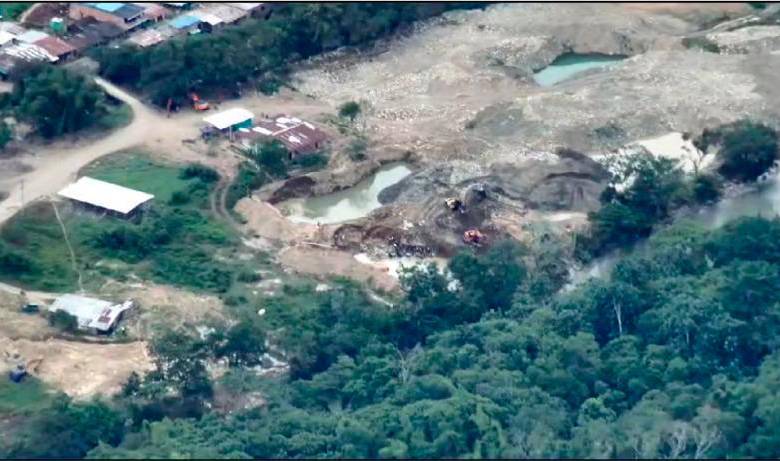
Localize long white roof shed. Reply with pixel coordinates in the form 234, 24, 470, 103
49, 294, 134, 332
58, 177, 154, 215
203, 107, 253, 130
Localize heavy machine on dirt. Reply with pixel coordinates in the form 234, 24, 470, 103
444, 197, 464, 213
4, 349, 43, 383
190, 92, 210, 111
463, 229, 485, 245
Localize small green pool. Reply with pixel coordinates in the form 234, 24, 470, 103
533, 53, 626, 87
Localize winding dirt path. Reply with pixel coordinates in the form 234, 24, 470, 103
0, 78, 167, 226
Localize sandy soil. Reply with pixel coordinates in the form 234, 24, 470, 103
0, 289, 154, 399
0, 336, 153, 399
237, 197, 333, 243
279, 245, 399, 292
619, 3, 749, 15
101, 280, 227, 338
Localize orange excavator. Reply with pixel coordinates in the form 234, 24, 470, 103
463, 229, 485, 245
190, 92, 210, 111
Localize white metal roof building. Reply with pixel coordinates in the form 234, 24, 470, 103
0, 30, 16, 47
49, 294, 134, 333
3, 42, 57, 63
203, 107, 254, 130
58, 176, 154, 215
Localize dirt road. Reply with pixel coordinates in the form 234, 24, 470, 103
0, 78, 176, 227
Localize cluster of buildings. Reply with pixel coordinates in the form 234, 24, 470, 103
0, 2, 270, 78
202, 107, 330, 159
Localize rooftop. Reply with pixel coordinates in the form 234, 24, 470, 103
3, 42, 57, 63
0, 30, 15, 46
169, 13, 200, 29
87, 2, 144, 20
226, 3, 266, 12
49, 294, 133, 332
203, 107, 254, 130
127, 28, 168, 47
16, 29, 49, 44
188, 10, 223, 26
33, 35, 76, 57
58, 176, 155, 214
197, 4, 248, 24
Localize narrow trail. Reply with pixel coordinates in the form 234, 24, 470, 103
210, 177, 243, 232
50, 200, 83, 293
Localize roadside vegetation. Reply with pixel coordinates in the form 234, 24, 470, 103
0, 3, 31, 20
91, 3, 485, 107
0, 65, 130, 145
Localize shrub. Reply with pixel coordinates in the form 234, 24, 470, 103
696, 120, 779, 182
180, 164, 219, 183
168, 191, 190, 206
692, 173, 723, 204
49, 310, 79, 333
338, 101, 361, 121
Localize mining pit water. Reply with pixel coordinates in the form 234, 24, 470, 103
284, 163, 412, 224
533, 53, 626, 87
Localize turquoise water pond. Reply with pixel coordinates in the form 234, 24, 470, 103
533, 53, 626, 87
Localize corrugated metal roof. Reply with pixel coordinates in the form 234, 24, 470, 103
203, 107, 254, 130
16, 29, 48, 44
91, 2, 125, 13
0, 30, 15, 46
169, 13, 200, 29
3, 42, 57, 62
49, 294, 133, 331
33, 36, 76, 57
58, 176, 154, 214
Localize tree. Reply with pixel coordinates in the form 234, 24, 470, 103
251, 140, 288, 178
11, 66, 109, 138
49, 309, 79, 333
338, 101, 361, 121
695, 120, 779, 182
212, 318, 267, 366
0, 120, 12, 150
5, 395, 124, 459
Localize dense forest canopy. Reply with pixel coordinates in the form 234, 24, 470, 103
3, 215, 780, 458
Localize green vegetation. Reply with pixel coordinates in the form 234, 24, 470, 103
0, 66, 113, 139
695, 120, 779, 182
681, 36, 721, 53
4, 215, 779, 458
48, 310, 79, 333
578, 120, 779, 258
576, 152, 695, 257
91, 3, 485, 107
0, 120, 12, 150
0, 3, 32, 20
0, 377, 54, 415
0, 153, 252, 293
226, 162, 269, 211
249, 140, 289, 179
338, 101, 361, 121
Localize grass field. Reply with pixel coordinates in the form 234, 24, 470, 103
0, 3, 31, 20
0, 377, 55, 415
0, 152, 253, 293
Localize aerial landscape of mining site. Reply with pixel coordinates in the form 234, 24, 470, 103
2, 2, 780, 459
